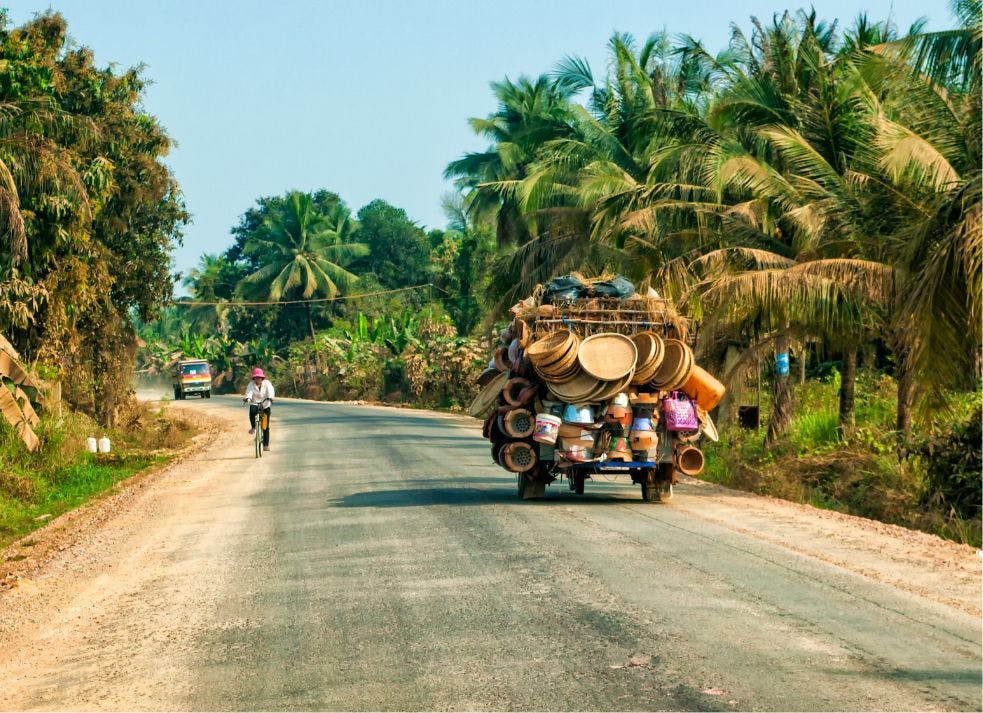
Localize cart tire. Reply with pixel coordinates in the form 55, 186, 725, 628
659, 462, 676, 501
640, 468, 661, 502
518, 471, 546, 500
574, 473, 585, 495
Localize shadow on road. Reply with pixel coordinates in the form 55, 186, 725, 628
333, 483, 650, 508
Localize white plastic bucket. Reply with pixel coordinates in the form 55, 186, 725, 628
533, 414, 562, 444
97, 436, 111, 454
86, 437, 98, 453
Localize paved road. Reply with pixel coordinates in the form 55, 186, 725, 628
1, 396, 979, 711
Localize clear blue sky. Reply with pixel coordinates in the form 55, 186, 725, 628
7, 0, 951, 286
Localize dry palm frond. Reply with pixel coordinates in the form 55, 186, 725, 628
792, 258, 897, 305
691, 247, 796, 273
874, 115, 960, 192
724, 199, 765, 227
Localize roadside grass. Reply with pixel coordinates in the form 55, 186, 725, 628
702, 370, 982, 547
0, 400, 197, 549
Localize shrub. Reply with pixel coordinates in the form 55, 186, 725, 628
914, 401, 982, 521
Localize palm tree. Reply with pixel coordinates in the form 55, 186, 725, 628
182, 253, 236, 337
855, 4, 982, 436
236, 192, 368, 344
444, 75, 578, 250
872, 0, 980, 91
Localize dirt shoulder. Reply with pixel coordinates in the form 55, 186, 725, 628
673, 475, 982, 616
0, 401, 236, 618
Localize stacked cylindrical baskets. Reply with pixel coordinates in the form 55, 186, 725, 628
469, 283, 726, 500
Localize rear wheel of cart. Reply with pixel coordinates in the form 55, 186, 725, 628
517, 467, 547, 500
640, 467, 662, 502
572, 472, 585, 495
564, 469, 582, 493
658, 462, 675, 501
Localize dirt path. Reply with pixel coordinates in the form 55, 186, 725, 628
0, 396, 979, 711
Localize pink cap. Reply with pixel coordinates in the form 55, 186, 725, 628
251, 367, 265, 379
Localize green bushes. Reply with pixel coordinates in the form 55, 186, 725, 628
702, 371, 982, 546
0, 402, 194, 547
914, 399, 982, 521
278, 314, 485, 409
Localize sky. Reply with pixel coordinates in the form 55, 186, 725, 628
6, 0, 953, 288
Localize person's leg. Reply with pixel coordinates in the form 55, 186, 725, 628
262, 406, 271, 448
249, 404, 258, 431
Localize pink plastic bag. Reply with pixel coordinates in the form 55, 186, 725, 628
662, 392, 698, 431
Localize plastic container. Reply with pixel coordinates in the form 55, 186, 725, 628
681, 364, 726, 411
631, 416, 654, 432
86, 437, 98, 453
562, 403, 595, 425
533, 414, 562, 444
97, 436, 111, 454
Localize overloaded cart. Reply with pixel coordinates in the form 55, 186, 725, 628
469, 274, 726, 502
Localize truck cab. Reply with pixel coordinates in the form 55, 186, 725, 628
172, 359, 212, 400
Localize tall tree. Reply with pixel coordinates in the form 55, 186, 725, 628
236, 191, 367, 344
351, 200, 430, 290
0, 11, 187, 424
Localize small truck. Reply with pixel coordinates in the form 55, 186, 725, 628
171, 359, 212, 400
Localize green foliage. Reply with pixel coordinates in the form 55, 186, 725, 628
913, 396, 983, 521
351, 200, 431, 290
0, 402, 194, 547
0, 11, 187, 426
702, 371, 982, 546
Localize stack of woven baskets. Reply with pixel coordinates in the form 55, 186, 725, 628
469, 282, 726, 480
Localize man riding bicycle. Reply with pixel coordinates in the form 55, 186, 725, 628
244, 367, 275, 451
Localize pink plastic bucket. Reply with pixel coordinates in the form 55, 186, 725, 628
533, 413, 562, 444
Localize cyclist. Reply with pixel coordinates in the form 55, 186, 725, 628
243, 367, 275, 451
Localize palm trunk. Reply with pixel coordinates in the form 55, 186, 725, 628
838, 345, 857, 438
306, 302, 321, 370
798, 347, 807, 385
896, 359, 915, 443
765, 335, 793, 449
718, 344, 742, 426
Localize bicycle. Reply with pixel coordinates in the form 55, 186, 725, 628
244, 401, 270, 458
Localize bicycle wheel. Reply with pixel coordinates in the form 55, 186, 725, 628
255, 423, 263, 458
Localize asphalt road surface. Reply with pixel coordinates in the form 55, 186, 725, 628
0, 395, 979, 711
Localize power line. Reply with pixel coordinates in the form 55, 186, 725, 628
168, 283, 447, 307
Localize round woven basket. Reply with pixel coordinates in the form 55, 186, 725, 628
548, 370, 601, 402
588, 370, 636, 402
631, 332, 665, 384
500, 408, 535, 439
578, 333, 637, 381
468, 372, 509, 418
526, 329, 576, 364
536, 339, 580, 375
502, 441, 538, 473
536, 363, 583, 384
663, 342, 694, 391
650, 339, 692, 389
